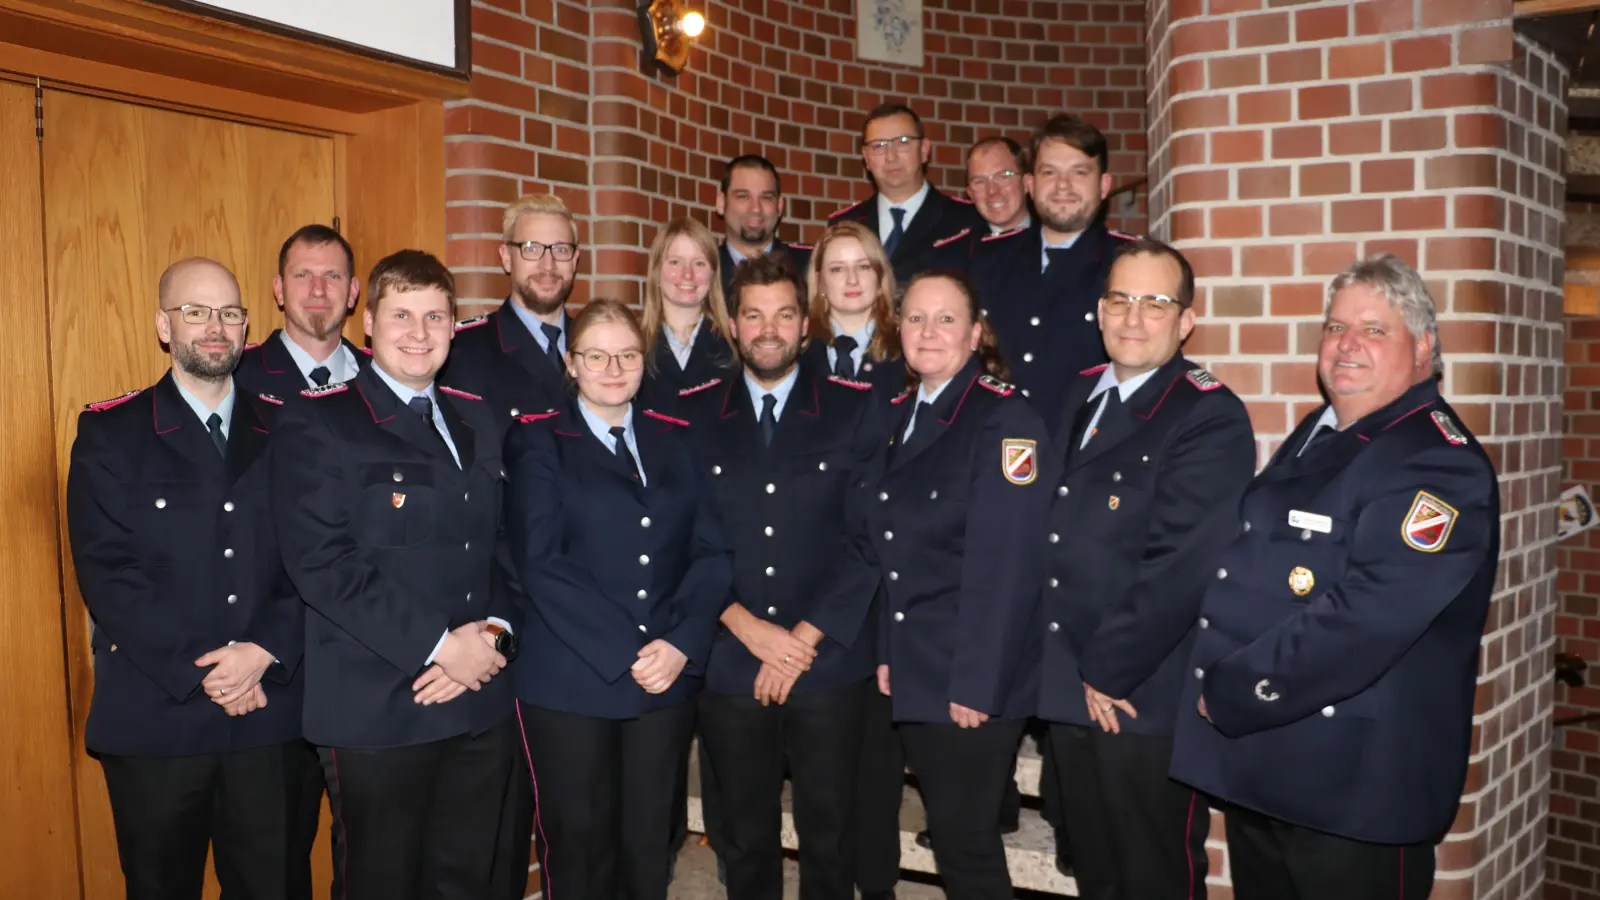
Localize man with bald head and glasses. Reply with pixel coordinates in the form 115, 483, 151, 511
1038, 238, 1256, 900
66, 257, 307, 900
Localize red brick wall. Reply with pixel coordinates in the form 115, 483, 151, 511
1146, 0, 1565, 896
445, 0, 1148, 317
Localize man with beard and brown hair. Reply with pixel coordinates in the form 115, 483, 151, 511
67, 257, 306, 900
970, 114, 1134, 433
678, 253, 883, 900
441, 193, 580, 423
715, 155, 812, 306
235, 225, 370, 399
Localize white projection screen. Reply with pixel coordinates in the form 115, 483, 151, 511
174, 0, 466, 73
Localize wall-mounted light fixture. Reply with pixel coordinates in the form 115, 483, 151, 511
638, 0, 706, 74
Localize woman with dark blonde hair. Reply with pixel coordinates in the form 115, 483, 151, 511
503, 298, 732, 900
801, 220, 905, 402
638, 217, 736, 409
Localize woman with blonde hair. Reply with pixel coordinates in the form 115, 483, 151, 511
638, 217, 736, 409
801, 220, 905, 402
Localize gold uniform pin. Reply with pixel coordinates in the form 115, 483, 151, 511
1288, 566, 1314, 596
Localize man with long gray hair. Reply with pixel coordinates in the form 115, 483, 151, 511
1170, 253, 1499, 898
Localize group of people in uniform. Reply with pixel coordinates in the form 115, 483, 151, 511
67, 102, 1499, 900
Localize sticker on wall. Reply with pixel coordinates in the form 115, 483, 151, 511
858, 0, 923, 66
1558, 485, 1597, 540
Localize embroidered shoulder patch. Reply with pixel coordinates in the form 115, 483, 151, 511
1430, 410, 1468, 446
981, 227, 1026, 243
1080, 363, 1110, 376
516, 410, 560, 423
1187, 368, 1222, 392
678, 378, 722, 397
788, 242, 813, 251
932, 228, 972, 248
454, 315, 490, 333
1002, 438, 1037, 485
1108, 229, 1141, 242
1402, 491, 1458, 553
978, 374, 1015, 396
438, 386, 484, 402
643, 409, 689, 427
827, 375, 873, 391
83, 389, 142, 412
891, 389, 913, 405
828, 198, 868, 220
300, 383, 350, 398
257, 393, 284, 406
950, 194, 975, 205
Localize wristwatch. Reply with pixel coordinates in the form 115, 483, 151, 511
484, 622, 519, 660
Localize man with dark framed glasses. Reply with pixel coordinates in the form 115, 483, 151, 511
1039, 238, 1255, 900
966, 137, 1032, 236
67, 257, 307, 900
236, 224, 370, 400
442, 193, 581, 424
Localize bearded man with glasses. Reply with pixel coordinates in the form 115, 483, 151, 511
66, 257, 307, 900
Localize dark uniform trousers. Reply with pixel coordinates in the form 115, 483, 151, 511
273, 366, 519, 900
853, 359, 1052, 900
682, 369, 883, 899
503, 400, 733, 900
66, 375, 306, 900
1041, 356, 1256, 900
1171, 379, 1500, 900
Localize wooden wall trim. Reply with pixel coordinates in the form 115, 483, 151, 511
1515, 0, 1600, 17
0, 0, 468, 112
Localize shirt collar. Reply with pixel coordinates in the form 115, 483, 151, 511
831, 318, 876, 347
879, 180, 932, 227
278, 330, 356, 378
512, 301, 564, 352
173, 376, 236, 431
1088, 365, 1162, 403
915, 372, 956, 408
744, 365, 800, 420
663, 316, 706, 354
371, 361, 437, 406
1041, 227, 1084, 270
725, 240, 773, 266
990, 213, 1031, 235
578, 397, 634, 445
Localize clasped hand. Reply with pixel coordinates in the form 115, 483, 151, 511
196, 642, 275, 717
413, 621, 508, 706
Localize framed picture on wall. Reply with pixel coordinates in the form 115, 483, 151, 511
857, 0, 924, 67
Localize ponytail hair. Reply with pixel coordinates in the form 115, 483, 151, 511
899, 269, 1012, 390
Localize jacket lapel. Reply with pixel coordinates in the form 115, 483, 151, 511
356, 367, 454, 464
888, 363, 978, 473
435, 392, 476, 471
225, 392, 273, 482
1068, 356, 1191, 471
717, 377, 766, 458
897, 187, 947, 256
770, 365, 820, 450
151, 373, 221, 468
562, 397, 647, 494
496, 299, 564, 381
258, 329, 296, 380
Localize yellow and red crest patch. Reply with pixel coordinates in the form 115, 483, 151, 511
1002, 439, 1037, 485
1402, 491, 1457, 553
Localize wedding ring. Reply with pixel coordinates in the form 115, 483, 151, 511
784, 655, 791, 664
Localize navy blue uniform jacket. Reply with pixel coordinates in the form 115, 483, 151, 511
828, 186, 984, 285
638, 323, 738, 414
851, 358, 1052, 723
1171, 379, 1499, 845
799, 339, 907, 410
439, 299, 566, 423
66, 374, 303, 757
503, 399, 733, 720
969, 222, 1133, 431
680, 367, 883, 696
1038, 356, 1255, 734
272, 366, 517, 749
719, 240, 813, 310
234, 328, 370, 397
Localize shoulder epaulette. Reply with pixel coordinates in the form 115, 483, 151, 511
1430, 410, 1469, 446
454, 314, 490, 333
438, 386, 484, 402
83, 389, 142, 412
257, 393, 284, 406
516, 410, 560, 423
678, 378, 722, 397
1108, 229, 1140, 242
891, 389, 914, 405
1080, 363, 1110, 376
242, 342, 261, 352
950, 194, 975, 205
300, 382, 350, 398
827, 375, 873, 391
932, 228, 972, 248
788, 243, 813, 251
828, 198, 869, 220
977, 374, 1016, 396
643, 409, 689, 427
1186, 368, 1222, 392
359, 347, 373, 356
982, 228, 1026, 243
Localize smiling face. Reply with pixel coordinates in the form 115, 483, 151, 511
966, 142, 1027, 231
900, 276, 981, 388
273, 239, 358, 342
862, 112, 930, 199
158, 260, 247, 380
819, 236, 880, 321
717, 164, 783, 248
569, 319, 645, 410
734, 280, 806, 383
364, 287, 453, 391
1317, 283, 1432, 414
1099, 252, 1195, 378
660, 234, 715, 313
500, 211, 579, 317
1027, 138, 1112, 237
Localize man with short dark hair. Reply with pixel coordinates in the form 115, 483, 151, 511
236, 224, 369, 398
274, 250, 519, 900
715, 154, 813, 303
1041, 239, 1255, 900
1172, 254, 1499, 899
67, 257, 305, 900
829, 102, 985, 284
971, 114, 1133, 431
679, 254, 882, 900
966, 137, 1031, 235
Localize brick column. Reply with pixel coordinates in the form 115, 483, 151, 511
1145, 1, 1564, 896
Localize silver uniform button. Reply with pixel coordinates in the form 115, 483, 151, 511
1057, 486, 1068, 496
818, 461, 828, 471
764, 526, 774, 537
930, 490, 938, 499
878, 492, 889, 501
1243, 521, 1252, 532
639, 555, 650, 565
884, 531, 894, 541
1217, 568, 1228, 579
393, 471, 403, 482
1048, 622, 1060, 632
712, 465, 722, 475
765, 566, 775, 576
226, 594, 238, 604
1023, 352, 1034, 363
1301, 530, 1313, 541
1141, 455, 1149, 462
510, 408, 520, 417
641, 517, 652, 527
154, 498, 166, 509
766, 483, 776, 494
893, 612, 905, 622
1084, 311, 1095, 322
1049, 578, 1059, 588
1030, 316, 1040, 326
223, 501, 235, 512
1049, 533, 1060, 543
638, 624, 647, 633
223, 548, 234, 559
767, 606, 778, 615
1194, 668, 1204, 679
464, 542, 471, 551
466, 592, 472, 601
637, 589, 648, 600
464, 492, 470, 502
1321, 706, 1335, 717
889, 571, 899, 581
1199, 617, 1209, 629
1022, 389, 1031, 397
1112, 472, 1122, 482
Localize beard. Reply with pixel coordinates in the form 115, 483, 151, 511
1040, 198, 1100, 236
514, 272, 575, 316
291, 308, 344, 341
741, 339, 801, 382
736, 223, 775, 246
173, 338, 241, 381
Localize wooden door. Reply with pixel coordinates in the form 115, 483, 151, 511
41, 88, 337, 900
0, 79, 84, 900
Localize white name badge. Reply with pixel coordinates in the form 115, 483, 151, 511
1288, 510, 1333, 534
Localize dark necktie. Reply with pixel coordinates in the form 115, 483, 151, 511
832, 335, 859, 379
759, 393, 777, 446
205, 412, 227, 458
540, 323, 564, 371
1077, 389, 1123, 449
407, 395, 454, 459
904, 400, 932, 444
1044, 247, 1073, 274
610, 426, 641, 480
308, 366, 331, 387
883, 207, 906, 257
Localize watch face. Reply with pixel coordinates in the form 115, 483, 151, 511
496, 630, 518, 658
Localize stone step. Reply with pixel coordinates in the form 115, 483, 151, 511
686, 741, 1076, 896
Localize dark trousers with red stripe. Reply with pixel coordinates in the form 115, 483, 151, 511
318, 719, 515, 900
1223, 804, 1435, 900
1049, 724, 1209, 900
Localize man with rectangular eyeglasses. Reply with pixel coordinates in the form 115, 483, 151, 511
66, 257, 306, 900
965, 137, 1032, 236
